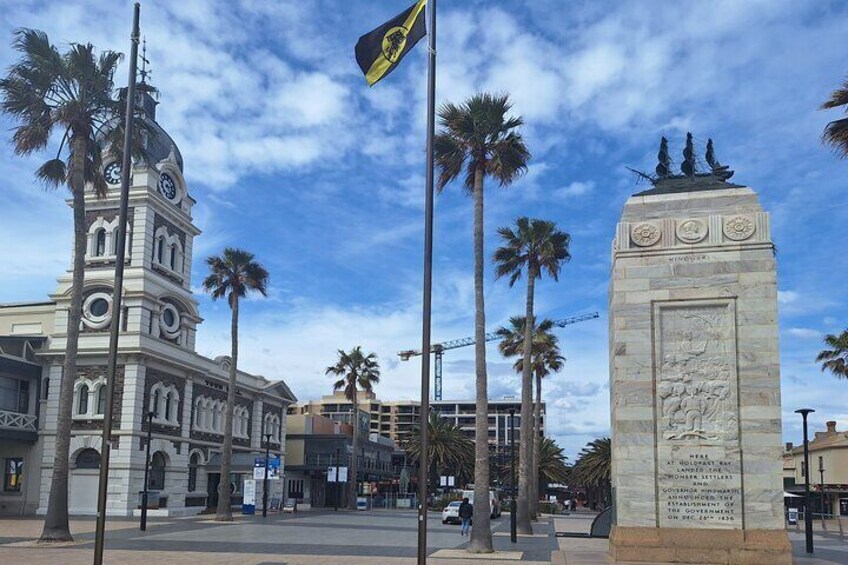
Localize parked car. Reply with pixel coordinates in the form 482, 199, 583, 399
442, 501, 464, 524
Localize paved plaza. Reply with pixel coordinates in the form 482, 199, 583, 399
0, 509, 558, 565
2, 510, 847, 564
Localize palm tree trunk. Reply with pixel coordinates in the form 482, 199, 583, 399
41, 135, 88, 542
216, 295, 239, 521
516, 264, 535, 534
532, 371, 542, 518
348, 389, 359, 510
469, 165, 493, 553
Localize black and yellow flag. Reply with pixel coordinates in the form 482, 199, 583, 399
355, 0, 427, 87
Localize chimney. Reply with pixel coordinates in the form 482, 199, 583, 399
785, 442, 793, 451
826, 421, 837, 434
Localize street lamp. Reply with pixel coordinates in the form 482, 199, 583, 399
509, 408, 516, 544
795, 408, 815, 554
334, 446, 341, 512
263, 432, 272, 518
140, 410, 154, 531
818, 456, 826, 527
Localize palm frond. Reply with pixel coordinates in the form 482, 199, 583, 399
35, 158, 67, 188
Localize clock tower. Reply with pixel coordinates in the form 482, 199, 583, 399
50, 86, 202, 352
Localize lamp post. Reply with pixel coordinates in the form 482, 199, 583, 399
334, 447, 341, 512
795, 408, 815, 554
263, 433, 272, 518
509, 408, 516, 544
818, 457, 826, 527
140, 410, 154, 531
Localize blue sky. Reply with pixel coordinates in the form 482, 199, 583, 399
0, 0, 846, 458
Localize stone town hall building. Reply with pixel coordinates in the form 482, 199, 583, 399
0, 87, 296, 516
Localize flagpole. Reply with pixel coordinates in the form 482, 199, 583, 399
417, 0, 436, 563
93, 3, 140, 564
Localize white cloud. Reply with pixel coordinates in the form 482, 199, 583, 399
786, 328, 822, 339
555, 181, 595, 199
778, 290, 799, 305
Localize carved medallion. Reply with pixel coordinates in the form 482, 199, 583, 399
676, 219, 708, 244
631, 222, 661, 247
723, 216, 755, 241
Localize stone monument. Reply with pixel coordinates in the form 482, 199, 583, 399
608, 135, 792, 564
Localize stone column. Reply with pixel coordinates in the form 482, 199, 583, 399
609, 183, 790, 564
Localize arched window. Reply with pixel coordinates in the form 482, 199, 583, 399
152, 388, 161, 419
75, 448, 101, 469
94, 229, 106, 256
164, 393, 172, 422
77, 384, 89, 415
212, 403, 221, 432
112, 225, 122, 255
156, 236, 164, 264
169, 244, 177, 270
188, 452, 200, 492
149, 452, 166, 490
168, 390, 178, 422
96, 385, 107, 415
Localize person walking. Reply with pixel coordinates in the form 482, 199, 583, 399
459, 497, 473, 536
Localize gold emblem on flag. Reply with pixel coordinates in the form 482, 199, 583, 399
382, 26, 409, 63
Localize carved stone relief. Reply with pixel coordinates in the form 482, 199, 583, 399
631, 222, 661, 247
675, 219, 708, 244
656, 304, 738, 442
722, 216, 755, 241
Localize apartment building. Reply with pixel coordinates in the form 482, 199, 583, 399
289, 392, 544, 448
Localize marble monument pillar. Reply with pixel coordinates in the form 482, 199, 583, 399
608, 136, 792, 564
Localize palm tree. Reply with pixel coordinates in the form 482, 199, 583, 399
496, 317, 565, 518
0, 30, 146, 542
202, 248, 269, 521
405, 413, 474, 493
493, 217, 570, 533
571, 438, 611, 509
815, 329, 848, 379
326, 346, 380, 510
537, 438, 570, 486
821, 77, 848, 157
435, 92, 529, 553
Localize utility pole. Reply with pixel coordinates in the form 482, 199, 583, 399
94, 4, 141, 563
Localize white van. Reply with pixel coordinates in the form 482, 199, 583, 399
460, 489, 501, 518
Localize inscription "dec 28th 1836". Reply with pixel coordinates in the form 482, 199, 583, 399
659, 453, 741, 527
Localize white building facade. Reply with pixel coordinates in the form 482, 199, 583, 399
0, 87, 296, 517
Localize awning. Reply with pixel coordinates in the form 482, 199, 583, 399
784, 492, 803, 498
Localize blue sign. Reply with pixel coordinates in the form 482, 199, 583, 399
254, 456, 281, 479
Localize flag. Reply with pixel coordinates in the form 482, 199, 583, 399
355, 0, 427, 87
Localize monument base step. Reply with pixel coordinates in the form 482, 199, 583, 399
609, 525, 792, 565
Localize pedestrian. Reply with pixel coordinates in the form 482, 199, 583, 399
458, 497, 473, 536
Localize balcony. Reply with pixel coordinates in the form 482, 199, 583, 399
0, 409, 38, 442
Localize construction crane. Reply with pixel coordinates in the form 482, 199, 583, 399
398, 312, 599, 401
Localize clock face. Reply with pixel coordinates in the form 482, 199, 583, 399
104, 161, 122, 185
158, 172, 178, 200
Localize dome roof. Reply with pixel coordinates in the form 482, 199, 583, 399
137, 89, 183, 171
100, 86, 183, 172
